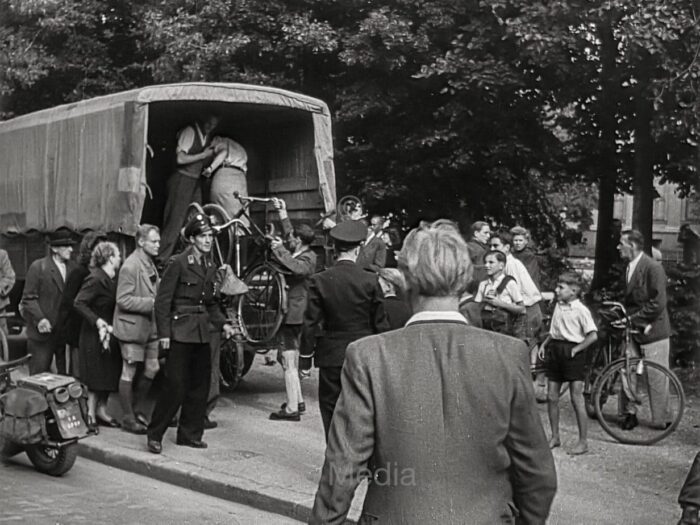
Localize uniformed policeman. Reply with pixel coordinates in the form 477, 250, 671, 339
147, 213, 234, 454
301, 220, 390, 439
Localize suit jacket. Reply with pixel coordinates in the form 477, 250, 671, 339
272, 217, 317, 326
0, 249, 15, 311
467, 239, 488, 292
623, 252, 671, 344
513, 247, 541, 290
311, 317, 557, 525
113, 248, 159, 344
301, 260, 389, 367
55, 264, 90, 347
154, 247, 226, 344
679, 452, 700, 509
20, 255, 77, 342
356, 235, 386, 272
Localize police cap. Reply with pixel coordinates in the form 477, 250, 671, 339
184, 213, 213, 238
329, 220, 366, 245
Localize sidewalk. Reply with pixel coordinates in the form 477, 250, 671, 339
78, 358, 365, 524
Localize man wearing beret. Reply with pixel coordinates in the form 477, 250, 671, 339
301, 220, 389, 439
147, 214, 235, 454
20, 228, 77, 374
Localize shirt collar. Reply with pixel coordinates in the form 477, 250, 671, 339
405, 310, 469, 327
629, 252, 643, 267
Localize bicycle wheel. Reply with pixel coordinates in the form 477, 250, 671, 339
202, 203, 233, 268
583, 344, 611, 419
238, 265, 286, 343
594, 358, 685, 445
219, 337, 247, 391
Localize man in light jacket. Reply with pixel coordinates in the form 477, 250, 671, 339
311, 220, 557, 525
113, 225, 161, 434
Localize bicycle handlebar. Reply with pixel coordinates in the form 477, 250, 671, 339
0, 354, 31, 372
233, 191, 275, 204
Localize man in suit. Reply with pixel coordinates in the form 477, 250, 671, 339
310, 219, 557, 525
356, 215, 387, 272
20, 228, 77, 374
113, 224, 161, 434
268, 198, 317, 421
617, 229, 672, 431
147, 214, 235, 454
466, 220, 491, 293
301, 220, 389, 438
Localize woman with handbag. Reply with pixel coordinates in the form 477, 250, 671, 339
74, 241, 123, 431
475, 251, 525, 336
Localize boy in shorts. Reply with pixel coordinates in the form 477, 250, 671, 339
541, 272, 597, 455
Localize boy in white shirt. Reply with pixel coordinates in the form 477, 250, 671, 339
475, 251, 525, 335
541, 272, 597, 455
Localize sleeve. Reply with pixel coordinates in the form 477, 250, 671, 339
300, 277, 324, 356
507, 279, 524, 304
474, 281, 485, 302
279, 216, 294, 237
73, 274, 102, 326
504, 344, 558, 523
116, 264, 154, 314
154, 258, 181, 339
272, 247, 316, 277
310, 343, 376, 524
679, 453, 700, 508
579, 305, 597, 335
19, 261, 45, 323
176, 126, 195, 154
370, 277, 390, 333
0, 250, 15, 297
632, 263, 667, 325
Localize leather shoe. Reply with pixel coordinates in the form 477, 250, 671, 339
281, 401, 305, 414
134, 412, 149, 427
147, 439, 162, 454
269, 409, 301, 421
176, 438, 208, 449
620, 414, 638, 431
122, 417, 147, 435
203, 416, 218, 429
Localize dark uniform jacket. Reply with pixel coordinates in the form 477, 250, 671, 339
311, 317, 557, 525
623, 252, 671, 344
154, 247, 226, 344
301, 260, 389, 368
271, 217, 317, 326
513, 246, 541, 290
20, 256, 77, 342
467, 239, 488, 292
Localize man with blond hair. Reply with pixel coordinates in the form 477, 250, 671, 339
311, 219, 556, 525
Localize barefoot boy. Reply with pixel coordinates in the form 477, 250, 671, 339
542, 272, 597, 455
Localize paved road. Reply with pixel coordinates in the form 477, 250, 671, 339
0, 454, 300, 524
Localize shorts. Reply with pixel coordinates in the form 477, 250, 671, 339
276, 325, 301, 365
513, 303, 543, 347
121, 340, 159, 363
545, 340, 586, 383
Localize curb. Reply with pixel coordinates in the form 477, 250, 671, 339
77, 441, 315, 523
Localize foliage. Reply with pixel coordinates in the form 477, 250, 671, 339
666, 263, 700, 365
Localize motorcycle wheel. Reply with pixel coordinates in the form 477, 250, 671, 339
0, 434, 22, 459
26, 442, 78, 476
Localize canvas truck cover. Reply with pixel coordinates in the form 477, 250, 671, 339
0, 83, 336, 236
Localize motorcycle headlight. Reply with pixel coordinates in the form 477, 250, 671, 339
68, 383, 84, 399
54, 387, 70, 404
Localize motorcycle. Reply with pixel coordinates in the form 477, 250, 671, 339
0, 354, 92, 476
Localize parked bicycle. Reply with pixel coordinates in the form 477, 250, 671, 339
586, 301, 684, 445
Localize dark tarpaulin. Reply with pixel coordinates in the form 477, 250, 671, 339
0, 101, 147, 236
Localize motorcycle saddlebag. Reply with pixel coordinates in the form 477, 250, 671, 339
0, 387, 49, 444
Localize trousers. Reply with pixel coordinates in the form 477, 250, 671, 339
318, 366, 343, 440
159, 173, 202, 264
28, 338, 67, 375
210, 167, 249, 227
619, 338, 671, 424
148, 340, 211, 442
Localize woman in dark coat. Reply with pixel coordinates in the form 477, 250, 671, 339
74, 241, 122, 429
55, 231, 107, 378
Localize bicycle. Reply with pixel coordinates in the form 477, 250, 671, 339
589, 301, 684, 445
180, 193, 288, 390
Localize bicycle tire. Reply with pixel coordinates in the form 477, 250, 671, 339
583, 343, 611, 419
593, 358, 685, 445
0, 329, 8, 363
219, 337, 247, 391
202, 203, 234, 268
237, 264, 286, 344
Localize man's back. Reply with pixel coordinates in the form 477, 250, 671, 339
314, 321, 556, 524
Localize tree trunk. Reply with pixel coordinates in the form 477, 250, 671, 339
592, 16, 619, 290
631, 51, 654, 254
